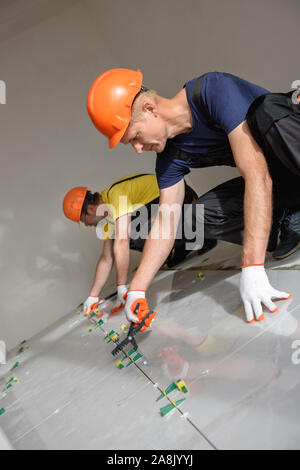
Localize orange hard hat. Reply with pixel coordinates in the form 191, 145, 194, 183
63, 187, 87, 223
87, 68, 143, 149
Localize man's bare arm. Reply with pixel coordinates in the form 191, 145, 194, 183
130, 179, 185, 291
228, 120, 273, 265
89, 239, 114, 296
114, 214, 131, 285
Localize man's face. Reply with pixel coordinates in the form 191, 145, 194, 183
80, 205, 107, 227
80, 212, 98, 227
120, 111, 168, 154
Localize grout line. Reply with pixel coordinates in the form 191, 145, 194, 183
14, 399, 73, 443
87, 313, 218, 450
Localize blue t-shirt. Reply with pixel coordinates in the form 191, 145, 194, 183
156, 72, 270, 189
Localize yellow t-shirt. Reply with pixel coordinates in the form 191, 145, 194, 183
99, 174, 160, 239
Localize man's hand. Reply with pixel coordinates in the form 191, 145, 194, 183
124, 290, 157, 331
110, 284, 128, 314
240, 265, 291, 322
83, 296, 99, 316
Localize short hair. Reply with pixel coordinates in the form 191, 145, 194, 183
81, 190, 100, 216
131, 89, 158, 122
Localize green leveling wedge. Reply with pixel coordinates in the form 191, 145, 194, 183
160, 399, 185, 417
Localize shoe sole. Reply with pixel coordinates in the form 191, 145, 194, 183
272, 240, 300, 260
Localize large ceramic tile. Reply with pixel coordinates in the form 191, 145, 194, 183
13, 375, 212, 450
0, 307, 213, 450
132, 269, 295, 381
188, 299, 300, 449
146, 269, 300, 450
0, 428, 13, 450
1, 262, 299, 450
0, 313, 129, 442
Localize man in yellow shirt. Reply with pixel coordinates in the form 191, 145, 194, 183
63, 173, 216, 316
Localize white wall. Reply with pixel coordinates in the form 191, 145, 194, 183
1, 0, 299, 350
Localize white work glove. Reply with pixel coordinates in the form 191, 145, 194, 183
110, 284, 128, 314
117, 284, 129, 304
124, 290, 157, 331
240, 264, 291, 323
83, 296, 99, 316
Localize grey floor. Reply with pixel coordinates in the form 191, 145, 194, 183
1, 242, 300, 450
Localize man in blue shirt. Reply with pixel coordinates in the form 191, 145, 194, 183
155, 73, 270, 187
87, 69, 300, 326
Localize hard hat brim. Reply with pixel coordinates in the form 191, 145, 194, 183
109, 128, 127, 149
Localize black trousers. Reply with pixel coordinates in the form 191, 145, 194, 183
186, 176, 281, 252
186, 91, 300, 252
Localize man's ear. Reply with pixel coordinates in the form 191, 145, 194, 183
142, 100, 156, 115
